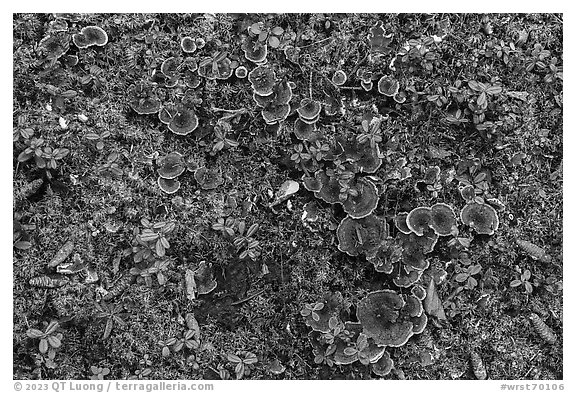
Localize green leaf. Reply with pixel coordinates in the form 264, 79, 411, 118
27, 328, 44, 339
14, 241, 32, 250
227, 353, 242, 363
510, 279, 522, 287
39, 338, 48, 354
47, 335, 61, 348
45, 321, 59, 335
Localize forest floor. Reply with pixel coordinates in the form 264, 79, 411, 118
13, 13, 563, 380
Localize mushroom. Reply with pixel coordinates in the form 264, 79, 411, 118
72, 26, 108, 49
406, 207, 432, 236
248, 65, 276, 96
361, 80, 373, 91
301, 292, 344, 333
341, 178, 380, 219
161, 57, 181, 78
293, 118, 317, 141
302, 172, 322, 192
337, 214, 388, 258
157, 177, 181, 194
234, 65, 248, 79
157, 152, 185, 179
242, 34, 268, 63
128, 83, 161, 115
38, 33, 70, 60
377, 76, 400, 97
262, 103, 291, 124
368, 21, 393, 55
371, 351, 394, 377
393, 91, 407, 103
296, 98, 322, 121
460, 202, 499, 235
429, 203, 458, 236
168, 108, 199, 136
313, 171, 341, 204
158, 105, 178, 125
331, 70, 347, 86
394, 212, 411, 234
180, 36, 197, 53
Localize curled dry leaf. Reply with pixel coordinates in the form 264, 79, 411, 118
424, 278, 447, 321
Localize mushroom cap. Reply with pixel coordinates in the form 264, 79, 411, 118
198, 56, 233, 80
39, 33, 70, 60
73, 26, 108, 48
297, 98, 322, 120
302, 292, 344, 333
368, 21, 393, 55
342, 178, 380, 219
423, 166, 441, 184
361, 80, 373, 91
337, 214, 389, 258
272, 80, 293, 106
129, 97, 161, 115
53, 13, 83, 22
49, 18, 69, 33
341, 138, 382, 174
302, 172, 322, 192
293, 118, 317, 141
371, 350, 394, 377
262, 103, 290, 124
157, 152, 185, 179
332, 70, 347, 86
235, 65, 248, 78
194, 167, 223, 190
158, 105, 178, 125
402, 228, 438, 256
242, 35, 268, 63
157, 177, 181, 194
406, 207, 432, 237
184, 71, 202, 89
180, 36, 197, 53
429, 203, 458, 236
168, 108, 199, 135
460, 184, 476, 202
394, 212, 411, 234
392, 264, 423, 288
161, 57, 180, 77
393, 91, 407, 103
460, 203, 499, 235
377, 76, 400, 96
299, 113, 320, 125
324, 96, 342, 116
194, 261, 217, 295
313, 171, 341, 204
248, 65, 276, 96
357, 290, 414, 347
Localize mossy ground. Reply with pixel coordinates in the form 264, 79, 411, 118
13, 13, 562, 380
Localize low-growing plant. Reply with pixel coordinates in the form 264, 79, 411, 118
26, 320, 63, 368
227, 351, 258, 379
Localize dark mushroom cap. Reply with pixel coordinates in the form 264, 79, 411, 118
168, 108, 199, 136
460, 203, 499, 235
460, 184, 476, 202
361, 80, 373, 91
332, 70, 347, 86
157, 152, 185, 179
314, 171, 341, 204
180, 36, 197, 53
392, 264, 423, 288
161, 57, 181, 78
372, 350, 394, 377
429, 203, 458, 236
73, 26, 108, 48
293, 118, 317, 141
406, 207, 432, 236
194, 167, 223, 190
157, 177, 181, 194
128, 83, 161, 115
262, 103, 290, 124
158, 105, 178, 125
39, 33, 70, 60
194, 261, 217, 295
368, 21, 393, 55
235, 65, 248, 78
337, 214, 388, 258
423, 166, 441, 184
302, 172, 322, 192
357, 290, 414, 347
248, 65, 276, 96
183, 71, 202, 89
242, 35, 268, 63
377, 76, 400, 97
393, 91, 407, 103
297, 98, 322, 120
49, 18, 68, 33
341, 138, 382, 174
394, 212, 411, 234
342, 178, 379, 219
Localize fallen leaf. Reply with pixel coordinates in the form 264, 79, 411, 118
185, 269, 197, 301
424, 278, 447, 321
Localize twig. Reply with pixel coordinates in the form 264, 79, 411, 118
231, 289, 265, 306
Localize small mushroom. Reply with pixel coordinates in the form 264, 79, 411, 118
460, 202, 499, 235
377, 76, 400, 97
157, 152, 185, 179
341, 178, 379, 219
158, 177, 181, 194
72, 26, 108, 49
331, 70, 347, 86
38, 33, 70, 60
372, 351, 394, 377
394, 212, 412, 234
262, 103, 290, 124
429, 203, 458, 236
313, 171, 341, 204
361, 80, 373, 91
406, 207, 432, 237
293, 118, 317, 141
128, 83, 161, 115
180, 36, 197, 53
368, 21, 393, 55
302, 172, 322, 192
242, 35, 268, 63
168, 108, 199, 136
234, 65, 248, 78
161, 57, 181, 78
337, 214, 389, 258
296, 98, 322, 121
158, 105, 178, 125
248, 65, 276, 96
